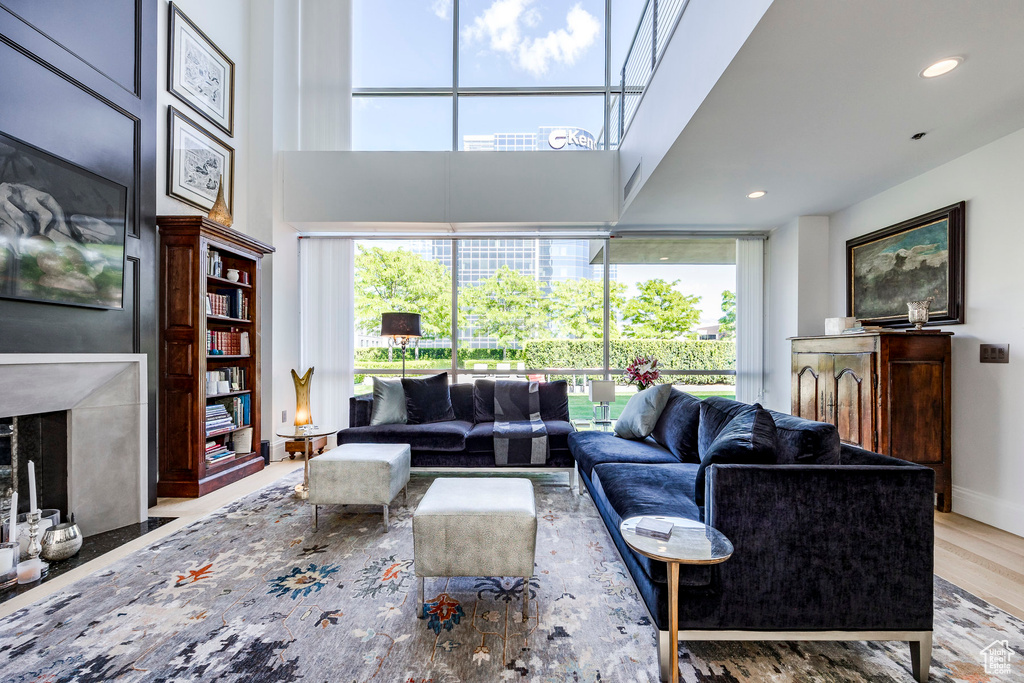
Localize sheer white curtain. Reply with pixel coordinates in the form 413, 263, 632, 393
298, 237, 355, 431
735, 237, 766, 404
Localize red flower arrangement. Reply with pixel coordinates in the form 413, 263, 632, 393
624, 355, 660, 391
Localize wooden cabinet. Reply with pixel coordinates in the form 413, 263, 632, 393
157, 216, 274, 498
791, 332, 952, 511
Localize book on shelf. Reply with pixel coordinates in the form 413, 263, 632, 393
207, 288, 249, 320
205, 395, 251, 434
205, 366, 247, 394
207, 249, 223, 278
206, 328, 250, 355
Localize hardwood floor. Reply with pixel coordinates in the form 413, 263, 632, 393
934, 511, 1024, 619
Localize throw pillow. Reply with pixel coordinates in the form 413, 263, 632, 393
538, 380, 570, 421
650, 389, 703, 463
474, 379, 496, 423
695, 404, 777, 506
697, 396, 751, 454
369, 377, 407, 426
402, 373, 456, 424
614, 384, 673, 440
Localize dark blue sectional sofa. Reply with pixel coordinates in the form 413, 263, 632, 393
568, 391, 935, 683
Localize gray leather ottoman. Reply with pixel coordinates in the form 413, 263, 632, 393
308, 443, 410, 532
413, 478, 537, 620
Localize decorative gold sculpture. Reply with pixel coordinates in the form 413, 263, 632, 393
207, 174, 233, 227
291, 367, 314, 426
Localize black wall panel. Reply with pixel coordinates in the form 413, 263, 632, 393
0, 0, 158, 506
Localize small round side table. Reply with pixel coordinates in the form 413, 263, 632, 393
276, 426, 336, 499
620, 516, 733, 683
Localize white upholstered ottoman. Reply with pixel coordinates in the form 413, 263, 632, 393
413, 478, 537, 620
308, 443, 410, 532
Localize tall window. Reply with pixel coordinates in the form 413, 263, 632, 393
352, 1, 649, 151
351, 237, 737, 415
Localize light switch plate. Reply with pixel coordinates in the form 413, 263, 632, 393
980, 344, 1009, 363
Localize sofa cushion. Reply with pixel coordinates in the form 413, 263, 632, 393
650, 389, 702, 463
590, 462, 709, 586
337, 420, 473, 452
474, 379, 496, 423
697, 396, 751, 453
538, 380, 570, 422
568, 431, 678, 478
467, 420, 574, 454
695, 404, 777, 506
614, 384, 673, 440
768, 410, 840, 464
402, 373, 455, 424
450, 383, 475, 422
370, 377, 407, 426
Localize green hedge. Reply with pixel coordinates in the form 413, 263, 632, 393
524, 339, 735, 386
355, 347, 525, 363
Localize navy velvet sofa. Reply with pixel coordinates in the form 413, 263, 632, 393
340, 380, 576, 472
569, 391, 935, 683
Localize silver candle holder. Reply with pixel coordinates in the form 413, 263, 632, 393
25, 511, 48, 578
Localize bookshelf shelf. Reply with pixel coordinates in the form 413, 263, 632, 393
158, 216, 274, 498
207, 274, 252, 288
208, 315, 252, 324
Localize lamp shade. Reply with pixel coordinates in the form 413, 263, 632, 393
380, 312, 421, 338
589, 380, 616, 403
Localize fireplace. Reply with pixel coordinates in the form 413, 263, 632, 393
0, 355, 147, 536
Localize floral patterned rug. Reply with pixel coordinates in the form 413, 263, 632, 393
0, 470, 1022, 682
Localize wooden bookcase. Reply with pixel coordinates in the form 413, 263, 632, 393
157, 216, 274, 497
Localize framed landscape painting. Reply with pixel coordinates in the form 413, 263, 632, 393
0, 131, 127, 309
168, 2, 234, 137
167, 106, 234, 213
847, 202, 965, 327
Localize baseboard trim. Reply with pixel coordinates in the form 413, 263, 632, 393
952, 485, 1024, 538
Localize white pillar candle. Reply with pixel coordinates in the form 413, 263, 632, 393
28, 460, 37, 513
7, 492, 16, 546
17, 558, 42, 584
0, 546, 13, 573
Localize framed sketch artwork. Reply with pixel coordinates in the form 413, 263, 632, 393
0, 131, 127, 309
847, 202, 965, 327
168, 2, 235, 137
167, 106, 234, 213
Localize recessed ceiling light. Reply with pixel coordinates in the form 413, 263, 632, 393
659, 257, 669, 260
921, 57, 962, 78
746, 190, 767, 199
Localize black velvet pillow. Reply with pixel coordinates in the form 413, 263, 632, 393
650, 389, 702, 463
401, 373, 456, 424
695, 404, 777, 506
769, 411, 840, 464
449, 383, 476, 422
474, 379, 496, 423
538, 380, 570, 421
697, 396, 752, 454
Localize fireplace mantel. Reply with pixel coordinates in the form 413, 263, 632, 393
0, 354, 147, 536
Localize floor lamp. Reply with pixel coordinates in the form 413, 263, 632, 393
381, 312, 422, 377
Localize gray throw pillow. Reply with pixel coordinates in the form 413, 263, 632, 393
614, 384, 673, 440
370, 377, 407, 426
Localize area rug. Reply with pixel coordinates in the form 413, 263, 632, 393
1, 471, 1022, 682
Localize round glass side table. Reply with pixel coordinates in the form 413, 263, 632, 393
276, 426, 336, 499
620, 516, 733, 683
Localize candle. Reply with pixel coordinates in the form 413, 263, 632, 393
28, 460, 37, 513
0, 546, 13, 573
7, 492, 16, 546
17, 558, 42, 584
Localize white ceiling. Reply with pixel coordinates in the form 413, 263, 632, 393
617, 0, 1024, 229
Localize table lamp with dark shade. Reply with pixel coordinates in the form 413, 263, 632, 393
381, 312, 422, 377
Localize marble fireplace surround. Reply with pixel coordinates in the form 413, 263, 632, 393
0, 354, 147, 536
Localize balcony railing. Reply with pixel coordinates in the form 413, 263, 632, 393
611, 0, 691, 147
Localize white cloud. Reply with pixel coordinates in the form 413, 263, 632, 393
463, 0, 600, 77
432, 0, 452, 20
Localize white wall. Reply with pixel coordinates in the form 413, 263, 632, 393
156, 0, 250, 226
764, 216, 829, 412
827, 127, 1024, 537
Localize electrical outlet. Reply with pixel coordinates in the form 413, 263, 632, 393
282, 409, 288, 422
980, 344, 1009, 364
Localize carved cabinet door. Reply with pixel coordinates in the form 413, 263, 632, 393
828, 353, 876, 450
791, 353, 826, 422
